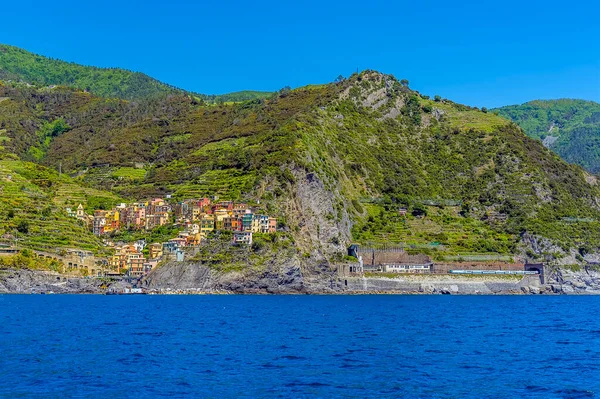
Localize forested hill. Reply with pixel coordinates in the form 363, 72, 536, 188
0, 44, 273, 102
494, 99, 600, 173
0, 44, 183, 100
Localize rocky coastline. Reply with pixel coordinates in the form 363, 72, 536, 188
2, 262, 600, 295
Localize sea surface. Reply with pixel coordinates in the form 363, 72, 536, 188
1, 295, 599, 398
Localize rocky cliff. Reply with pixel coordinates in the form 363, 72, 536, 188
0, 268, 105, 294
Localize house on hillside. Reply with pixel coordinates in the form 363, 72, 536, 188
224, 216, 242, 231
257, 215, 269, 233
127, 253, 146, 277
93, 210, 107, 236
268, 217, 277, 233
242, 211, 254, 232
200, 215, 215, 237
148, 243, 163, 259
233, 231, 253, 246
162, 241, 177, 254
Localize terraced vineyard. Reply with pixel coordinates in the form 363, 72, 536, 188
352, 204, 516, 256
0, 158, 118, 254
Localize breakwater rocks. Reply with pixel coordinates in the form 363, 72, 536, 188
549, 267, 600, 294
343, 275, 538, 295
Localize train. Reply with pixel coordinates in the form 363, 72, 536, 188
448, 270, 539, 275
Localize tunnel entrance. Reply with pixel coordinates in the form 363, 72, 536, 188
525, 262, 545, 284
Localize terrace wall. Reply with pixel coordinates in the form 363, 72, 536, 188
358, 248, 431, 266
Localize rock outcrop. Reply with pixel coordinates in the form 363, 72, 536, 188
0, 268, 105, 294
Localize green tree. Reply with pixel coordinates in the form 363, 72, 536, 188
17, 220, 29, 234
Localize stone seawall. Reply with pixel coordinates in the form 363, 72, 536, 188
343, 274, 540, 294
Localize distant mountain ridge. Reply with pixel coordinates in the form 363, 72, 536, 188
0, 44, 272, 102
493, 99, 600, 173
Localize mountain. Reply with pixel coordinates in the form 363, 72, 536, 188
0, 44, 273, 102
3, 71, 600, 267
494, 99, 600, 173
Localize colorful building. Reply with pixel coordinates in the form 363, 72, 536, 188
233, 231, 253, 246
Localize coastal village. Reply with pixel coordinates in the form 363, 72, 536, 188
13, 195, 545, 283
0, 194, 546, 286
62, 197, 277, 277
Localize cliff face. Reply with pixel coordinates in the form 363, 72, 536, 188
141, 258, 342, 294
286, 167, 352, 258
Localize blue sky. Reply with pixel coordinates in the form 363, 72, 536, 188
1, 0, 598, 108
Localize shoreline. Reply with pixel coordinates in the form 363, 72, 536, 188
2, 267, 599, 295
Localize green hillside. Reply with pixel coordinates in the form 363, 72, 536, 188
494, 99, 600, 173
0, 155, 119, 254
0, 44, 183, 100
0, 44, 273, 103
203, 90, 274, 103
1, 71, 599, 262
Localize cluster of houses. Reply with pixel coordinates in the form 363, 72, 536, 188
64, 197, 278, 277
105, 240, 157, 277
172, 198, 277, 245
66, 198, 172, 236
66, 197, 277, 244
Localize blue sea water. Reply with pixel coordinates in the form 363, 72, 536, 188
1, 295, 600, 398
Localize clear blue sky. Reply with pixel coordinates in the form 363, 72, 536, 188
1, 0, 598, 108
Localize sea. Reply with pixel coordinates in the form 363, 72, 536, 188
1, 295, 599, 398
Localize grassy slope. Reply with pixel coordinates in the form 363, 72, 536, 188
494, 99, 600, 173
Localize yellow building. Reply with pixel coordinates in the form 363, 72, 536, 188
200, 215, 215, 237
191, 205, 204, 221
102, 210, 120, 234
148, 243, 163, 260
214, 208, 229, 230
251, 215, 261, 233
